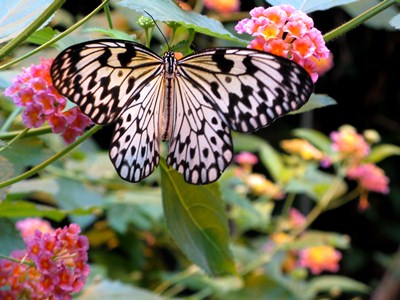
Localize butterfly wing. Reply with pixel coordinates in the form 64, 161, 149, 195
167, 74, 233, 184
177, 48, 314, 133
50, 39, 163, 124
168, 48, 313, 184
51, 39, 165, 182
109, 75, 164, 182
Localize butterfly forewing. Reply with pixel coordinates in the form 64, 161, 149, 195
50, 39, 313, 184
178, 48, 313, 133
51, 40, 163, 124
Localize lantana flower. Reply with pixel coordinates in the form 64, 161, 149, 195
281, 138, 324, 161
347, 163, 389, 210
330, 125, 370, 161
4, 58, 93, 144
235, 5, 331, 82
204, 0, 240, 14
246, 173, 284, 199
0, 220, 90, 299
298, 245, 342, 275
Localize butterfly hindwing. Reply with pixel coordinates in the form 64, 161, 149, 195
51, 40, 163, 124
109, 75, 163, 182
177, 48, 313, 133
167, 74, 233, 184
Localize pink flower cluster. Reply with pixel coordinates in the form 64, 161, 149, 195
4, 58, 92, 144
347, 163, 389, 194
235, 5, 331, 82
329, 125, 390, 209
330, 126, 389, 194
298, 245, 342, 275
0, 219, 90, 299
330, 126, 370, 160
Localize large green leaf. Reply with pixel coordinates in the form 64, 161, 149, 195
0, 0, 55, 43
114, 0, 246, 44
160, 160, 235, 275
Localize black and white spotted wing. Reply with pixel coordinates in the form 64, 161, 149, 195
50, 39, 313, 184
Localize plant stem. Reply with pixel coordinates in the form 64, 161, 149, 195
0, 125, 102, 189
292, 174, 344, 237
0, 253, 33, 266
323, 0, 398, 42
0, 0, 66, 61
0, 126, 52, 140
104, 2, 114, 29
0, 0, 110, 71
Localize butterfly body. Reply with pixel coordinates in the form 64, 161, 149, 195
160, 51, 176, 140
51, 39, 313, 184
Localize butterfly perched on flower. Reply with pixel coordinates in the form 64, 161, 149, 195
50, 39, 313, 184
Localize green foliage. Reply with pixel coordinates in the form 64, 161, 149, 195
160, 159, 236, 275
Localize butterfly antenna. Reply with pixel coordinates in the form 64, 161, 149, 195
143, 11, 170, 50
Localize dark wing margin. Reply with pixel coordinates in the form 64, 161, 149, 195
50, 39, 163, 125
177, 47, 314, 133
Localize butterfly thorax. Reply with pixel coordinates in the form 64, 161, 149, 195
160, 52, 177, 140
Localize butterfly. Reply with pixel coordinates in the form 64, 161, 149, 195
50, 39, 313, 184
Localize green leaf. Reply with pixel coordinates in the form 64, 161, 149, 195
83, 27, 137, 41
285, 165, 347, 201
160, 159, 236, 275
53, 178, 104, 228
106, 190, 163, 233
77, 279, 163, 300
266, 0, 359, 13
1, 137, 52, 174
366, 144, 400, 163
232, 134, 284, 181
0, 156, 14, 200
0, 218, 24, 255
306, 275, 369, 297
290, 93, 337, 115
114, 0, 246, 44
390, 14, 400, 30
0, 200, 96, 221
0, 0, 55, 43
291, 230, 351, 250
259, 143, 284, 182
26, 26, 57, 45
292, 128, 332, 153
232, 133, 270, 152
344, 0, 399, 31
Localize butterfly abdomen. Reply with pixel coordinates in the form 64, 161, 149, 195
160, 52, 177, 141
